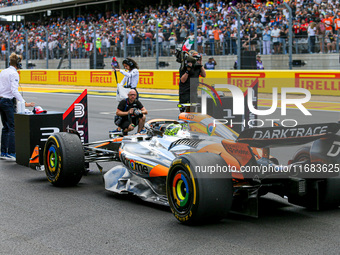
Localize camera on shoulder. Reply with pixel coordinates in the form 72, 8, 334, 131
175, 48, 198, 71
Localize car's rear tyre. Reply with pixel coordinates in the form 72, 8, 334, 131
44, 132, 84, 186
291, 146, 311, 163
291, 146, 340, 209
167, 153, 233, 224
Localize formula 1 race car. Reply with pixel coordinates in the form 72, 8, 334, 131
38, 113, 340, 224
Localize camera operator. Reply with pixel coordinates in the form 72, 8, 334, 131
178, 50, 206, 112
114, 89, 147, 135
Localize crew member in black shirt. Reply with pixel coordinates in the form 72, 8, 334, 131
115, 89, 147, 134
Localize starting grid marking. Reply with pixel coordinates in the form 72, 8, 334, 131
21, 87, 340, 112
21, 87, 179, 101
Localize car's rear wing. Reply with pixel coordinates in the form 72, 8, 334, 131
236, 123, 340, 148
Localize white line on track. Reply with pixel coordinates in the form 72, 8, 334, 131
23, 92, 177, 102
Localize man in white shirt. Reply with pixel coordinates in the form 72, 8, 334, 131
0, 53, 35, 160
37, 40, 45, 59
154, 31, 165, 56
271, 25, 281, 54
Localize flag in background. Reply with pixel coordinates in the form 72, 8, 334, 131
182, 37, 194, 51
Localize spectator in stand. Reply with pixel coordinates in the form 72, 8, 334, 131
197, 32, 203, 54
114, 33, 122, 57
179, 25, 187, 43
253, 18, 264, 37
308, 21, 316, 54
134, 32, 143, 57
316, 18, 326, 53
279, 25, 288, 54
84, 39, 92, 58
144, 30, 153, 56
334, 13, 340, 35
300, 19, 308, 41
1, 41, 6, 61
15, 41, 23, 56
248, 26, 258, 51
326, 31, 336, 53
293, 18, 301, 40
219, 29, 224, 53
213, 25, 221, 55
169, 32, 177, 55
323, 12, 334, 35
154, 27, 165, 56
77, 38, 83, 58
262, 26, 271, 55
102, 35, 109, 57
207, 25, 215, 55
96, 37, 102, 54
127, 31, 135, 57
224, 27, 231, 55
230, 27, 238, 55
3, 0, 340, 60
271, 24, 280, 54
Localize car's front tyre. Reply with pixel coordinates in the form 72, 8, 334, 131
167, 153, 233, 224
44, 132, 84, 186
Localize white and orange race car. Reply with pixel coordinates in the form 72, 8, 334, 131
35, 113, 340, 224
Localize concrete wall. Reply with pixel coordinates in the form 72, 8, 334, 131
1, 53, 339, 70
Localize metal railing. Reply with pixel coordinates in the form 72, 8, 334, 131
1, 10, 340, 70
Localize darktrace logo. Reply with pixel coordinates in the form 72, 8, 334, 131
252, 125, 328, 139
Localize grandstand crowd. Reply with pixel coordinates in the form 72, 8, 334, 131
1, 0, 340, 61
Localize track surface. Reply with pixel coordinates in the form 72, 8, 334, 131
1, 91, 340, 254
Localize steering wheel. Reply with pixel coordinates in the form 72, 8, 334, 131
144, 123, 163, 137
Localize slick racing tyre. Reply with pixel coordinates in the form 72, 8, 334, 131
291, 146, 311, 163
167, 153, 233, 225
291, 146, 340, 209
44, 132, 84, 186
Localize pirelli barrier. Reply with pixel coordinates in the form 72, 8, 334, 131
17, 70, 340, 96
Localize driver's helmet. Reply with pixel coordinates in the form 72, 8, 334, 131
164, 124, 182, 136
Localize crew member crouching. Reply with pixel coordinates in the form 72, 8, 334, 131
114, 89, 147, 135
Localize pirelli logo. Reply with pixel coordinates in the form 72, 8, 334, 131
227, 72, 265, 88
31, 71, 47, 82
90, 71, 112, 83
173, 72, 180, 86
58, 71, 77, 82
139, 71, 154, 85
295, 73, 340, 91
